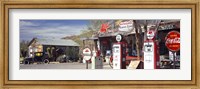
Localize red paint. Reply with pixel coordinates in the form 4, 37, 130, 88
147, 30, 156, 40
154, 41, 159, 69
100, 23, 109, 32
165, 31, 180, 52
85, 49, 89, 52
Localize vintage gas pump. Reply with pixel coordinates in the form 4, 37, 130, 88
91, 50, 103, 69
143, 29, 160, 69
112, 34, 127, 69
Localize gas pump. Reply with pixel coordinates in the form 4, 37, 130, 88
143, 30, 160, 69
91, 49, 103, 69
112, 34, 127, 69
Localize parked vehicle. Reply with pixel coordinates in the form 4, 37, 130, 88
23, 57, 34, 64
56, 54, 67, 63
55, 54, 80, 63
23, 48, 78, 64
160, 55, 180, 69
23, 52, 49, 64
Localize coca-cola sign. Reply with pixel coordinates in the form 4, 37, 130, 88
165, 31, 180, 52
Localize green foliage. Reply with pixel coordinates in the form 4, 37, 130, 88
20, 40, 29, 57
65, 47, 78, 57
20, 40, 29, 50
88, 20, 108, 30
67, 30, 95, 48
62, 20, 116, 52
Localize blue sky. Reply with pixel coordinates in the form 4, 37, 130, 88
20, 20, 89, 41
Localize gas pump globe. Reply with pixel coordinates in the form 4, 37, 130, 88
143, 30, 160, 69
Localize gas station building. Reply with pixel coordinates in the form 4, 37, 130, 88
82, 20, 180, 69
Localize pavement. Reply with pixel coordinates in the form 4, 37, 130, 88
20, 62, 112, 69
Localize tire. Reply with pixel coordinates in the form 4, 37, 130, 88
24, 60, 29, 65
43, 59, 49, 64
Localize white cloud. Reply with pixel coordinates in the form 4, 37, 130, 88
20, 24, 87, 41
20, 20, 39, 27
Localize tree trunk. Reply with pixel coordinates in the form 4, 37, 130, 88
133, 20, 141, 60
143, 20, 147, 41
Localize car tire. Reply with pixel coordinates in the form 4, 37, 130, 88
43, 59, 49, 64
24, 60, 29, 65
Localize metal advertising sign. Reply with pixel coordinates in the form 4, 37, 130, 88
100, 23, 109, 33
116, 34, 122, 42
165, 31, 180, 52
83, 48, 92, 61
118, 20, 133, 32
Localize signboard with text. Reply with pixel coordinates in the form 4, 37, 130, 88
118, 20, 133, 32
165, 31, 180, 52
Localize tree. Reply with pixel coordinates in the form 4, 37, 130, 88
87, 20, 110, 31
133, 20, 142, 60
20, 40, 29, 58
133, 20, 161, 60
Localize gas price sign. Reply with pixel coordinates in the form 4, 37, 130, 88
165, 31, 180, 52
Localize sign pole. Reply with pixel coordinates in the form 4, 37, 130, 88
86, 60, 88, 69
173, 52, 176, 69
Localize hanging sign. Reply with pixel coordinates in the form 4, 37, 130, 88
83, 48, 92, 60
118, 20, 133, 32
165, 31, 180, 52
158, 21, 180, 30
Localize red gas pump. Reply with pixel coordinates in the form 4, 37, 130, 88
143, 29, 160, 69
112, 34, 127, 69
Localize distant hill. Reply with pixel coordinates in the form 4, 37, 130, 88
62, 30, 97, 49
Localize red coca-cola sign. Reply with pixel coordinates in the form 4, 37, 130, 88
165, 31, 180, 52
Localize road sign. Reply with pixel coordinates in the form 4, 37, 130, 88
83, 48, 92, 61
165, 31, 180, 52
